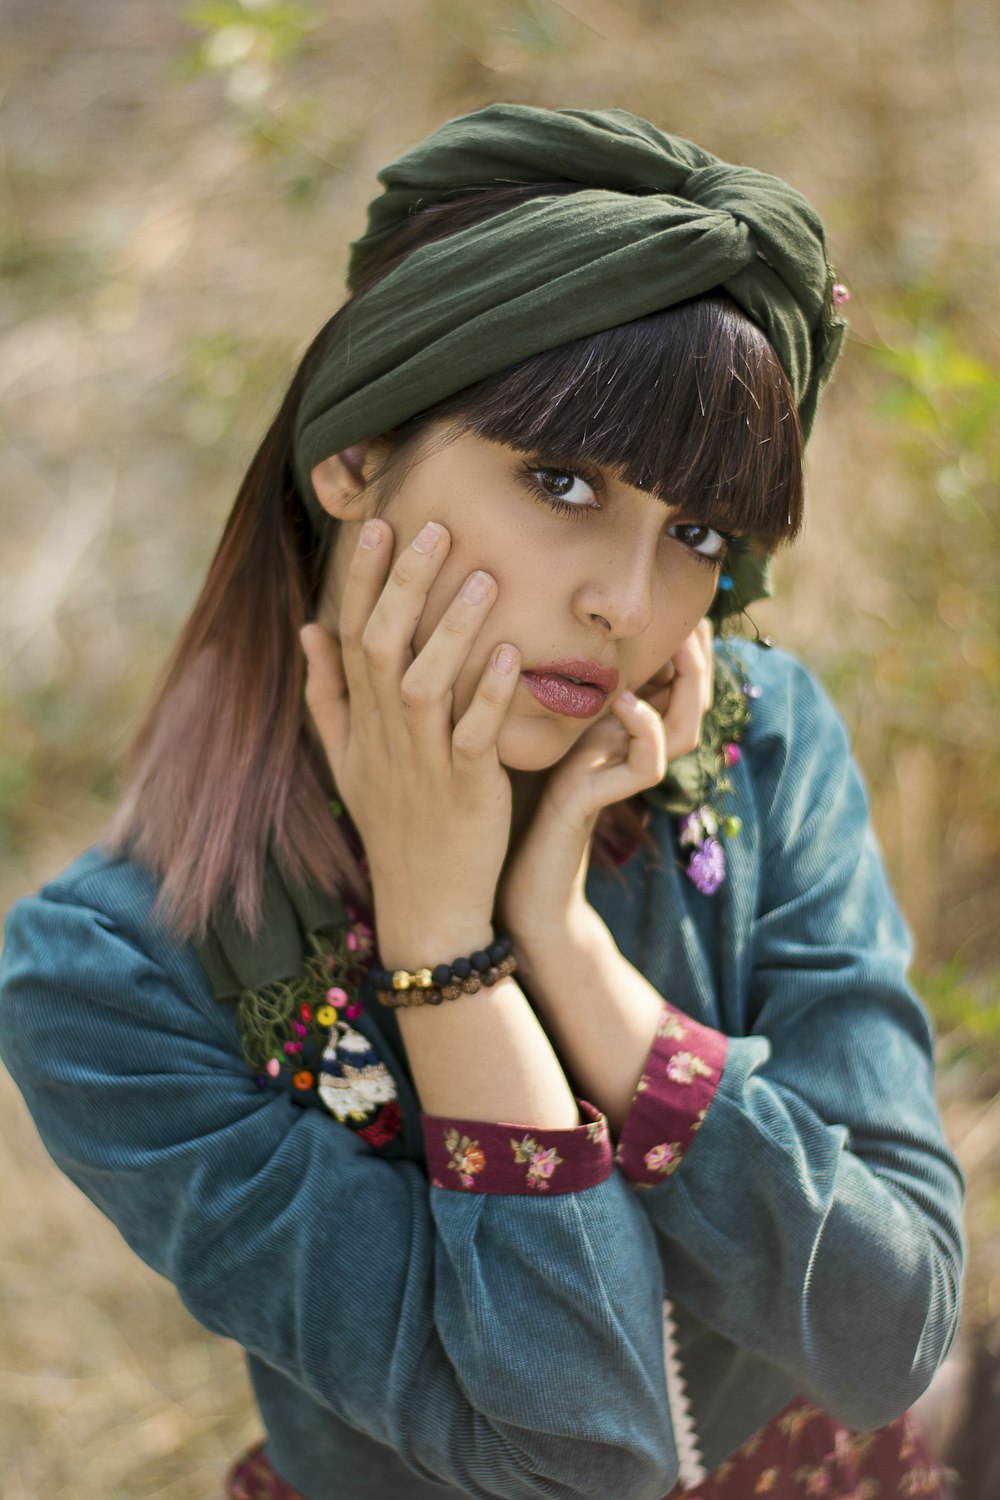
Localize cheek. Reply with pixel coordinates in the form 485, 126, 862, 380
655, 565, 718, 638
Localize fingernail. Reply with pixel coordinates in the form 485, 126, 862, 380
413, 521, 444, 554
360, 521, 381, 550
619, 689, 638, 706
461, 571, 491, 603
493, 646, 517, 674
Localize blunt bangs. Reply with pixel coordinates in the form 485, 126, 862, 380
417, 295, 804, 550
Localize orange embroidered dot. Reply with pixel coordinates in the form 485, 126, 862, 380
293, 1071, 315, 1090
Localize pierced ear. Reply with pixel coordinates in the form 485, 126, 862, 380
310, 444, 370, 520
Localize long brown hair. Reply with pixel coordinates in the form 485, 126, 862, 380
104, 182, 803, 944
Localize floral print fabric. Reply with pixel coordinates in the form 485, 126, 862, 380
663, 1395, 951, 1499
422, 1099, 613, 1195
226, 1398, 950, 1500
616, 1001, 729, 1187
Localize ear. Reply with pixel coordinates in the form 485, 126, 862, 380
310, 444, 370, 521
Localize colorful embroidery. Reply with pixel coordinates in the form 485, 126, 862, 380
616, 1002, 728, 1187
643, 1141, 681, 1175
777, 1403, 822, 1441
665, 1050, 715, 1086
444, 1129, 487, 1188
423, 1100, 613, 1196
317, 1023, 397, 1123
238, 911, 404, 1147
663, 1396, 949, 1500
510, 1134, 564, 1190
659, 1010, 687, 1042
640, 649, 757, 897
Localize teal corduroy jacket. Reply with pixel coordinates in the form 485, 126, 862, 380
0, 643, 965, 1498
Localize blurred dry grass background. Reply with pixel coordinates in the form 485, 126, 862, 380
0, 1, 997, 1495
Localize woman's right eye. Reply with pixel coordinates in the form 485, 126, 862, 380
527, 467, 599, 513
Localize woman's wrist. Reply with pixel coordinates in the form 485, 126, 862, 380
508, 897, 607, 988
373, 917, 497, 976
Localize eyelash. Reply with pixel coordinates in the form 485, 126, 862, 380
518, 461, 736, 571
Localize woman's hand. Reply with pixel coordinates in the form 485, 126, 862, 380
300, 519, 520, 968
499, 620, 715, 943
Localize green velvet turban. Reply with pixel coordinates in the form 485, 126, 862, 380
293, 104, 847, 614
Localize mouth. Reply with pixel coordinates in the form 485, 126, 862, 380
520, 660, 618, 720
523, 659, 619, 694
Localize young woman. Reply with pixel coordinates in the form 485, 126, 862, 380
0, 104, 964, 1499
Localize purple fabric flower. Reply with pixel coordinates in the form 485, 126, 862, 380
687, 837, 726, 895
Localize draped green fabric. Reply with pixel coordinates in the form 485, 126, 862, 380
293, 103, 847, 529
197, 841, 347, 1003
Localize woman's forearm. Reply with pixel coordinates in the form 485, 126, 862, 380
383, 916, 579, 1127
396, 978, 580, 1127
514, 904, 665, 1137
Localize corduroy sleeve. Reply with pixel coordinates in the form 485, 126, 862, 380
613, 647, 965, 1432
0, 863, 676, 1500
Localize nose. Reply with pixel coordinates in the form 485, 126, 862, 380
573, 536, 656, 639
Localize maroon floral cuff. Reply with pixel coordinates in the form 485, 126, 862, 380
615, 1002, 728, 1187
423, 1099, 613, 1195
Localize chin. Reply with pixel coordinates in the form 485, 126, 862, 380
496, 716, 587, 772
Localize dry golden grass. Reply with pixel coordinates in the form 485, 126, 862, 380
1, 0, 997, 1494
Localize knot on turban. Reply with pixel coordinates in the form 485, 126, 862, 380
294, 104, 847, 547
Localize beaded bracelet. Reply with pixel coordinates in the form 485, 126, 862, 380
373, 935, 516, 1009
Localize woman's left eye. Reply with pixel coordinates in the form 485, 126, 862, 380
666, 523, 731, 564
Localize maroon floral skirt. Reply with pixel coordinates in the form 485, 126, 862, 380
226, 1397, 951, 1499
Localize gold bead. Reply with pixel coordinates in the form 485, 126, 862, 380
392, 970, 412, 991
414, 968, 434, 988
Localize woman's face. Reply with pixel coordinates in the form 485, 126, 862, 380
319, 424, 726, 772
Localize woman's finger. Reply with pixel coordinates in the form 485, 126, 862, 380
587, 692, 667, 803
449, 642, 522, 773
663, 624, 714, 758
335, 519, 396, 719
398, 566, 499, 758
300, 623, 350, 768
360, 520, 455, 683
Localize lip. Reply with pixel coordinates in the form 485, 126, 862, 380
523, 659, 619, 693
521, 673, 609, 719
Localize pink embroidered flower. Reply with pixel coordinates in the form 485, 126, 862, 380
585, 1116, 609, 1147
529, 1147, 559, 1181
755, 1468, 780, 1494
510, 1134, 563, 1189
666, 1050, 714, 1086
643, 1142, 678, 1174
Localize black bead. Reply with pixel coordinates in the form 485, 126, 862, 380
371, 968, 391, 990
451, 957, 472, 979
431, 963, 453, 987
427, 990, 444, 1005
470, 949, 490, 972
487, 941, 506, 965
